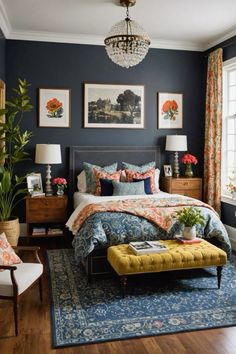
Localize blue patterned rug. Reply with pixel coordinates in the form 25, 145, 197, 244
47, 249, 236, 348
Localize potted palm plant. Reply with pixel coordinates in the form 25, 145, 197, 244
0, 78, 33, 245
175, 207, 205, 240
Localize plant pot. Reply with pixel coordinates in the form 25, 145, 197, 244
183, 225, 196, 240
0, 217, 20, 246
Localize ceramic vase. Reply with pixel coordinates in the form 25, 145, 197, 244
185, 163, 193, 178
57, 185, 64, 196
183, 225, 196, 240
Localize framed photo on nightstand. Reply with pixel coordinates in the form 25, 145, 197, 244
164, 165, 172, 177
27, 173, 43, 194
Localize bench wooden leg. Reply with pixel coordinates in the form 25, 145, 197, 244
217, 266, 223, 289
120, 276, 127, 297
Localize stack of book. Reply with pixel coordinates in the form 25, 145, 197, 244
47, 228, 63, 236
175, 235, 202, 244
128, 241, 168, 255
32, 227, 46, 236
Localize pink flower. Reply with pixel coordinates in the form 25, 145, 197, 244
181, 154, 198, 165
52, 177, 67, 186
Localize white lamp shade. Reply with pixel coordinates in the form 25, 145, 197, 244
35, 144, 62, 164
165, 135, 187, 151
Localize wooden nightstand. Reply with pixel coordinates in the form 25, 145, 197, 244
25, 195, 68, 240
161, 177, 202, 200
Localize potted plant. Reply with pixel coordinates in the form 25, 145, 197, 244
175, 207, 205, 240
0, 79, 33, 245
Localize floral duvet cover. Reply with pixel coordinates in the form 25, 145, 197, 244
66, 195, 231, 263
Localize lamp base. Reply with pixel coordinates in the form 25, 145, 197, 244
173, 151, 180, 178
45, 164, 53, 196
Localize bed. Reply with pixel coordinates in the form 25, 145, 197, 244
67, 146, 231, 279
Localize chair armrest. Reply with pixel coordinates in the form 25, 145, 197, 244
0, 265, 17, 270
12, 246, 42, 264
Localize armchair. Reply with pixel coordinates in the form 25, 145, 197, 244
0, 246, 43, 336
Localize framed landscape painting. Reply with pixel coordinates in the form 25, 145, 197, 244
158, 92, 183, 129
38, 88, 71, 128
84, 83, 145, 129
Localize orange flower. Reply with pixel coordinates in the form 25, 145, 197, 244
46, 98, 62, 113
162, 100, 172, 112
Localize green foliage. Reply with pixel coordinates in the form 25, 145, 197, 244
174, 207, 205, 228
0, 78, 33, 221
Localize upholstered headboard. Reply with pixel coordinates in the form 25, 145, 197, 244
69, 146, 161, 197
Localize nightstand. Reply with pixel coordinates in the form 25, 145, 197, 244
25, 195, 68, 240
161, 177, 202, 200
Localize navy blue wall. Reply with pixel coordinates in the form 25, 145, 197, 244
0, 29, 5, 81
6, 40, 205, 221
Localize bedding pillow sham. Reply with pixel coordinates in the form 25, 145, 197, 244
93, 168, 121, 196
133, 177, 152, 194
122, 161, 156, 172
125, 168, 157, 193
112, 180, 145, 196
77, 170, 87, 193
83, 162, 118, 194
0, 233, 22, 270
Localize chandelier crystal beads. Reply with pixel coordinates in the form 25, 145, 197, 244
104, 0, 150, 69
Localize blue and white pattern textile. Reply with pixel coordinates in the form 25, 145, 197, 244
47, 248, 236, 348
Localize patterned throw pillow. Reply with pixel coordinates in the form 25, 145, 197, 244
83, 162, 118, 194
125, 168, 157, 193
0, 233, 22, 270
93, 169, 121, 196
122, 161, 156, 173
112, 180, 146, 196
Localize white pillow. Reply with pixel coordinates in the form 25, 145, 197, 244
77, 170, 87, 193
155, 168, 160, 191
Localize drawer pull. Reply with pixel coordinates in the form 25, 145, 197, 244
45, 201, 49, 206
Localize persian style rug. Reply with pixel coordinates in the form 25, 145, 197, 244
47, 249, 236, 348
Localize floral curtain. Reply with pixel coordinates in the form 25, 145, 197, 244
204, 48, 223, 214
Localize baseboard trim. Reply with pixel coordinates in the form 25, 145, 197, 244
224, 224, 236, 251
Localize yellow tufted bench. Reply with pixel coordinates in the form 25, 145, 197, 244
107, 240, 227, 296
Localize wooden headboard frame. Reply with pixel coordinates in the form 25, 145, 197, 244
69, 146, 161, 198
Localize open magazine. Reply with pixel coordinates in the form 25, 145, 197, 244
128, 241, 168, 255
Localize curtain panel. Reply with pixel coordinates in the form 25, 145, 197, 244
204, 48, 223, 214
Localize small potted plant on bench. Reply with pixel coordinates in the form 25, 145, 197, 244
175, 207, 205, 240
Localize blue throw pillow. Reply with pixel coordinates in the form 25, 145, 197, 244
83, 162, 118, 194
112, 181, 145, 196
122, 161, 156, 173
133, 177, 153, 195
100, 178, 114, 196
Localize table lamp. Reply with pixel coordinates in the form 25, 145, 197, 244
35, 144, 62, 196
165, 135, 187, 178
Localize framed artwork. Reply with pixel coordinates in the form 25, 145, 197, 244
27, 173, 43, 194
38, 88, 71, 128
158, 93, 183, 129
84, 83, 145, 129
164, 165, 172, 177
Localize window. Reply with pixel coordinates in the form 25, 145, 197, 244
222, 58, 236, 202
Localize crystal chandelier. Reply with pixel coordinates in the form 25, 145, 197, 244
104, 0, 151, 69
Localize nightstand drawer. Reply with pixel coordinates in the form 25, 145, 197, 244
171, 179, 201, 190
27, 197, 65, 210
172, 189, 202, 199
27, 209, 66, 222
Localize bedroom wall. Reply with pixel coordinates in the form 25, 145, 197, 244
5, 39, 205, 221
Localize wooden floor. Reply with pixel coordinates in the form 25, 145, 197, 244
0, 238, 236, 354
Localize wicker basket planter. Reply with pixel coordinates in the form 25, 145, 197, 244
0, 217, 20, 246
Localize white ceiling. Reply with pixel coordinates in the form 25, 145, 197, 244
1, 0, 236, 51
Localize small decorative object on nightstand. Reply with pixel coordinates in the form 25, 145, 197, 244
161, 177, 202, 200
25, 195, 68, 241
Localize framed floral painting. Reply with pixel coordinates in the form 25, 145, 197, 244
158, 93, 183, 129
38, 88, 71, 128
